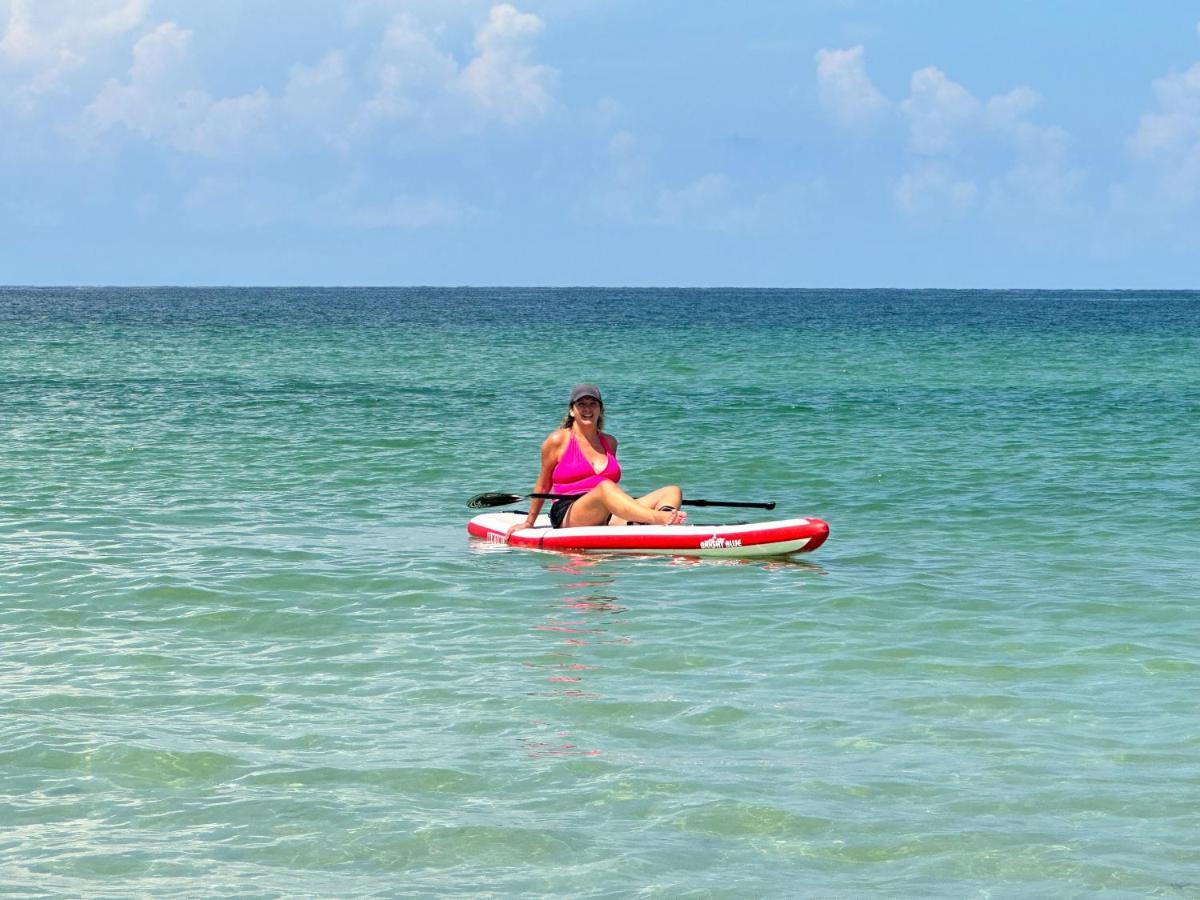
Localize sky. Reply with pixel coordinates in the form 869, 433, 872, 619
2, 0, 1200, 287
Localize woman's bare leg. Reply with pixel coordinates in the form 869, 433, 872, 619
565, 481, 682, 527
608, 485, 685, 526
638, 485, 683, 511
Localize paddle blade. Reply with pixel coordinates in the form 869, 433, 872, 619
467, 492, 523, 509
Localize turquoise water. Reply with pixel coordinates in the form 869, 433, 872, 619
1, 287, 1197, 896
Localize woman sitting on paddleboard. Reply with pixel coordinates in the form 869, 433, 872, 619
507, 384, 686, 538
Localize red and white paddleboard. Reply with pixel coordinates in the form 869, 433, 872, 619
467, 512, 829, 558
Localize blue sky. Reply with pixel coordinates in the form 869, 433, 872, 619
3, 0, 1199, 287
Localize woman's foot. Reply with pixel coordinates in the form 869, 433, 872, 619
658, 505, 687, 526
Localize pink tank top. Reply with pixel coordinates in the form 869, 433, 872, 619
551, 432, 621, 495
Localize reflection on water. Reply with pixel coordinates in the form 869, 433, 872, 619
519, 556, 629, 758
520, 722, 602, 759
667, 553, 829, 573
509, 549, 827, 760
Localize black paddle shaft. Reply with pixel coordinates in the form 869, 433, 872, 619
467, 491, 775, 511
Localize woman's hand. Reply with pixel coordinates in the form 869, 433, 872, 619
506, 520, 534, 541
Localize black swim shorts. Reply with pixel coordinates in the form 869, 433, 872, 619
549, 495, 579, 529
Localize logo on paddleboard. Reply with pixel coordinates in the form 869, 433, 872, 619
700, 535, 742, 549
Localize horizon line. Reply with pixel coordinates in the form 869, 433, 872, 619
3, 284, 1198, 292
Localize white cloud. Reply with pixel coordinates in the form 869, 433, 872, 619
0, 0, 149, 63
362, 12, 458, 123
1130, 63, 1200, 157
902, 66, 980, 155
78, 3, 558, 159
457, 3, 555, 124
184, 90, 273, 158
350, 3, 556, 135
895, 163, 977, 217
656, 173, 730, 224
1129, 61, 1200, 201
652, 171, 825, 233
6, 1, 558, 232
582, 125, 648, 224
0, 0, 149, 112
14, 2, 556, 161
82, 22, 192, 141
985, 85, 1039, 126
283, 51, 354, 149
989, 91, 1079, 206
81, 22, 273, 159
815, 45, 889, 126
583, 121, 802, 232
816, 47, 1080, 217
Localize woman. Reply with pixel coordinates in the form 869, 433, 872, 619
506, 384, 686, 539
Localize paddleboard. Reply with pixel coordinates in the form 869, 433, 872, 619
467, 512, 829, 558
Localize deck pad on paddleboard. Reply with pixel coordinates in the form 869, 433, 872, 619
467, 512, 829, 558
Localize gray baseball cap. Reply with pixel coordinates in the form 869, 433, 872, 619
569, 383, 603, 405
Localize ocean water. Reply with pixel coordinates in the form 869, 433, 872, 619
1, 287, 1197, 898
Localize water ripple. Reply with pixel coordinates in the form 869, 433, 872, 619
2, 288, 1198, 896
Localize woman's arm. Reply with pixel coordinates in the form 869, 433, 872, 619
508, 431, 564, 535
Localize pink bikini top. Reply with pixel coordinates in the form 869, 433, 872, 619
551, 432, 621, 495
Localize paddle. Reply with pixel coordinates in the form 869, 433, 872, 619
467, 491, 775, 511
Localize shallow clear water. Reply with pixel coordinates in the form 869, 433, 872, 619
1, 287, 1198, 896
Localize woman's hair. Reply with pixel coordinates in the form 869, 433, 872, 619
561, 401, 605, 432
